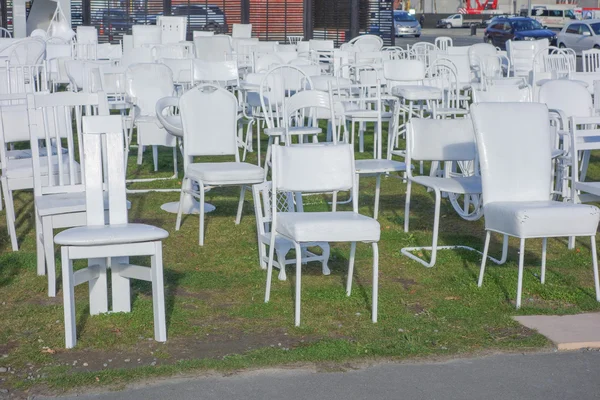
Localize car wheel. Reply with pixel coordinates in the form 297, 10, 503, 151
446, 23, 452, 29
415, 34, 421, 38
594, 45, 600, 49
559, 42, 566, 48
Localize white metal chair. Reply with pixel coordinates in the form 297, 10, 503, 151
54, 115, 168, 348
434, 36, 453, 52
175, 84, 264, 245
506, 38, 548, 78
570, 116, 600, 207
265, 143, 380, 326
402, 118, 495, 268
125, 63, 178, 180
252, 181, 330, 281
472, 102, 600, 309
158, 16, 187, 44
6, 38, 46, 65
582, 48, 600, 73
348, 34, 383, 52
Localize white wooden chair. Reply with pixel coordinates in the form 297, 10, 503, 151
27, 91, 109, 297
54, 115, 168, 348
266, 143, 380, 326
252, 181, 330, 281
175, 84, 264, 245
472, 102, 600, 309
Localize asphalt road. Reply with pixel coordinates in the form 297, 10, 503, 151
39, 350, 600, 399
395, 27, 485, 48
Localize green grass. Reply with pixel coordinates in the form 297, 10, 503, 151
1, 123, 599, 396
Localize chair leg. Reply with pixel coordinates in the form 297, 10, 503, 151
35, 210, 45, 275
263, 136, 274, 180
172, 146, 178, 177
235, 186, 245, 225
478, 231, 491, 287
346, 242, 357, 296
516, 238, 526, 309
374, 174, 381, 220
276, 248, 288, 281
429, 189, 443, 267
42, 216, 56, 297
590, 236, 600, 302
541, 238, 547, 284
2, 181, 18, 252
404, 180, 412, 233
175, 177, 187, 231
372, 242, 379, 323
294, 241, 302, 327
152, 146, 159, 172
137, 144, 144, 165
199, 182, 206, 246
321, 244, 331, 276
110, 257, 130, 313
61, 246, 76, 349
265, 229, 277, 303
88, 258, 108, 315
151, 241, 167, 342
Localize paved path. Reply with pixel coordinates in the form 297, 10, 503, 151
39, 350, 600, 399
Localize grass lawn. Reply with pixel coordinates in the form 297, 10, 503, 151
1, 125, 599, 397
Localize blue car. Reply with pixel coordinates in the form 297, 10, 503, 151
484, 16, 557, 49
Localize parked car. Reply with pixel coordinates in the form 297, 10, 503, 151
437, 13, 485, 29
527, 5, 577, 29
484, 16, 557, 49
171, 4, 227, 35
394, 11, 421, 37
557, 19, 600, 54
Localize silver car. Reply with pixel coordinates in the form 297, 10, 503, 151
394, 11, 421, 38
557, 19, 600, 54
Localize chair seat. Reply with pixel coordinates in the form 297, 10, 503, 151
276, 211, 380, 243
346, 110, 393, 120
411, 175, 482, 194
392, 85, 442, 101
187, 162, 264, 185
576, 181, 600, 196
54, 223, 169, 246
5, 156, 79, 179
436, 107, 469, 115
264, 127, 322, 137
484, 201, 600, 238
355, 159, 408, 174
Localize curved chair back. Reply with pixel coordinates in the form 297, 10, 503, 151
125, 63, 174, 116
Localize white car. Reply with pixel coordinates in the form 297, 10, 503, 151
557, 19, 600, 54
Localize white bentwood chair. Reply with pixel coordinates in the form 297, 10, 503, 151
54, 115, 168, 348
175, 84, 264, 246
265, 144, 380, 326
472, 102, 600, 309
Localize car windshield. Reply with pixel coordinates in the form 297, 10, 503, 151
511, 19, 543, 31
394, 13, 416, 21
591, 22, 600, 35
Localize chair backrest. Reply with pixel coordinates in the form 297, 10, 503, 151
407, 118, 477, 166
471, 102, 551, 205
193, 31, 215, 38
538, 79, 593, 119
272, 144, 356, 195
7, 38, 45, 65
467, 43, 497, 68
435, 53, 471, 85
132, 25, 161, 48
434, 36, 453, 51
193, 59, 239, 86
232, 23, 252, 39
582, 48, 600, 73
158, 16, 187, 44
119, 47, 154, 69
252, 181, 297, 236
193, 36, 232, 61
507, 38, 548, 77
472, 84, 532, 103
76, 26, 98, 44
383, 59, 425, 89
81, 115, 127, 225
309, 39, 334, 51
151, 44, 191, 61
65, 59, 113, 91
179, 84, 239, 158
284, 89, 336, 141
446, 45, 470, 55
348, 34, 383, 52
160, 58, 193, 84
254, 53, 284, 73
125, 63, 174, 116
425, 58, 459, 110
27, 91, 109, 197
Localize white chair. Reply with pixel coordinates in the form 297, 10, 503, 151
402, 118, 495, 268
54, 115, 168, 348
472, 102, 600, 309
125, 63, 177, 178
265, 144, 380, 326
6, 38, 45, 65
425, 58, 467, 118
132, 25, 161, 48
582, 49, 600, 73
175, 84, 264, 246
158, 16, 187, 44
193, 36, 232, 61
27, 91, 110, 297
252, 181, 330, 281
232, 23, 252, 39
0, 63, 49, 251
570, 116, 600, 207
348, 34, 383, 52
506, 38, 548, 78
434, 36, 453, 51
192, 59, 240, 88
472, 84, 532, 103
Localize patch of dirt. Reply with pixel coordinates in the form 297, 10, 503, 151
172, 288, 213, 302
51, 329, 321, 374
25, 295, 62, 307
485, 325, 537, 341
388, 277, 418, 291
511, 296, 576, 310
406, 302, 426, 315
